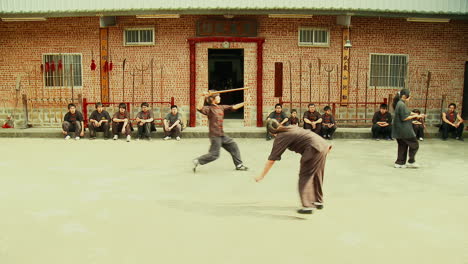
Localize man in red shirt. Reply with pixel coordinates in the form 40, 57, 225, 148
441, 103, 464, 141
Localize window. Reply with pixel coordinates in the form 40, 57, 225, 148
43, 54, 82, 87
370, 54, 408, 88
124, 28, 155, 45
298, 28, 329, 47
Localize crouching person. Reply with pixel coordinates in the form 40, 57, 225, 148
62, 103, 84, 140
88, 102, 111, 139
136, 102, 155, 141
164, 105, 182, 141
112, 103, 132, 142
321, 106, 336, 140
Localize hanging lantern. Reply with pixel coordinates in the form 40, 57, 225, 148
58, 60, 63, 71
50, 61, 56, 72
103, 60, 109, 72
45, 62, 50, 72
109, 61, 113, 72
91, 59, 96, 71
40, 64, 44, 73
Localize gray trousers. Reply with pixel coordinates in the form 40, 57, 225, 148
197, 136, 242, 166
62, 121, 81, 135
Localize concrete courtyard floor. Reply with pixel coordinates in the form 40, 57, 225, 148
0, 137, 467, 264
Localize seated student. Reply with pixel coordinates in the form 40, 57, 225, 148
372, 104, 392, 140
321, 106, 336, 140
303, 103, 322, 134
135, 102, 155, 141
288, 109, 299, 126
112, 103, 132, 142
88, 102, 111, 140
62, 103, 84, 140
441, 103, 464, 141
163, 105, 183, 141
266, 103, 289, 140
412, 109, 425, 141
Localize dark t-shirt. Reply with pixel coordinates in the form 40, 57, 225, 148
268, 126, 330, 161
322, 113, 335, 125
372, 111, 392, 124
199, 105, 232, 137
288, 116, 299, 125
445, 111, 457, 123
89, 110, 111, 122
392, 100, 415, 139
136, 111, 154, 120
165, 113, 182, 126
64, 111, 83, 123
268, 111, 287, 123
113, 111, 130, 121
303, 110, 321, 122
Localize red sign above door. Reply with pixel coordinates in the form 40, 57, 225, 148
197, 20, 257, 37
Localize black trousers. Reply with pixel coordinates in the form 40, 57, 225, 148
372, 124, 392, 139
412, 124, 424, 139
440, 122, 464, 139
89, 122, 110, 138
395, 138, 419, 165
62, 121, 81, 135
197, 136, 242, 167
321, 126, 336, 137
137, 122, 152, 138
304, 123, 322, 134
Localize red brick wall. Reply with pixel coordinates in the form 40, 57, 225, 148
1, 15, 467, 126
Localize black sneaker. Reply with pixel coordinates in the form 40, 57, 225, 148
315, 204, 324, 210
236, 165, 248, 171
297, 209, 313, 214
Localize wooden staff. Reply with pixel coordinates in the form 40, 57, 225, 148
289, 60, 292, 111
365, 73, 368, 123
355, 60, 359, 124
122, 59, 126, 102
308, 62, 312, 103
424, 71, 431, 115
203, 87, 249, 96
150, 58, 154, 108
299, 58, 302, 116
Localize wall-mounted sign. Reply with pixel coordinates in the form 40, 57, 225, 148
197, 20, 257, 37
340, 28, 350, 106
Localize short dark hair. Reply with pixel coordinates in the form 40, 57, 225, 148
380, 104, 388, 109
290, 109, 297, 113
413, 109, 421, 114
206, 90, 219, 105
324, 106, 331, 111
448, 103, 457, 108
171, 105, 178, 109
274, 103, 282, 108
308, 103, 315, 107
141, 102, 149, 107
68, 103, 76, 109
95, 102, 103, 108
118, 103, 127, 109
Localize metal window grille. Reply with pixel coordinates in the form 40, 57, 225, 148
299, 28, 329, 46
124, 28, 154, 45
370, 54, 408, 88
43, 54, 82, 87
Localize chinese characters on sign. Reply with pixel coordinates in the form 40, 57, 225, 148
197, 20, 257, 37
341, 28, 350, 105
100, 28, 109, 103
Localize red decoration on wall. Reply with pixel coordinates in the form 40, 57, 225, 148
90, 60, 96, 71
103, 61, 109, 72
40, 64, 44, 73
109, 61, 113, 71
50, 61, 56, 72
58, 60, 63, 71
45, 62, 50, 72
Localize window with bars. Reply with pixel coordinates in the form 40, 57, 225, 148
43, 54, 82, 87
124, 28, 155, 45
298, 28, 329, 47
370, 54, 408, 88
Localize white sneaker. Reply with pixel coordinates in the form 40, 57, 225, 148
394, 164, 407, 168
406, 162, 420, 168
64, 135, 71, 140
113, 135, 118, 140
176, 136, 181, 141
126, 135, 131, 142
163, 136, 171, 140
419, 137, 424, 141
75, 136, 80, 140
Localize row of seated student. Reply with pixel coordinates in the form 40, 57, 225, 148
61, 103, 183, 142
266, 103, 336, 140
266, 103, 464, 141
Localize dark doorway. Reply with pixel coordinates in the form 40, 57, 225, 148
463, 62, 468, 120
208, 49, 244, 119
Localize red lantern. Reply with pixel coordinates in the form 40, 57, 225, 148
50, 61, 56, 72
109, 61, 113, 72
45, 62, 50, 72
40, 64, 44, 73
103, 61, 109, 72
90, 59, 96, 71
58, 60, 63, 71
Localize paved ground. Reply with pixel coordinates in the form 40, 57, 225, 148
0, 137, 467, 264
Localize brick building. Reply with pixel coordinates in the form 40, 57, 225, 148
1, 1, 467, 128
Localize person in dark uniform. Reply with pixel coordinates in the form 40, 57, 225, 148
440, 103, 464, 141
112, 103, 132, 142
192, 90, 248, 172
411, 109, 425, 141
321, 106, 336, 140
287, 109, 299, 126
371, 104, 392, 140
163, 105, 183, 141
88, 102, 111, 140
62, 103, 84, 140
255, 119, 332, 214
135, 102, 155, 140
392, 89, 425, 168
266, 104, 289, 140
303, 103, 322, 134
